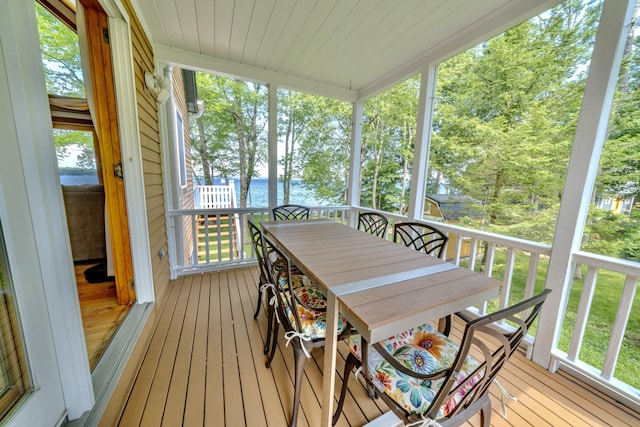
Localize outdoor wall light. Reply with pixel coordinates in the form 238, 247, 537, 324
144, 71, 170, 104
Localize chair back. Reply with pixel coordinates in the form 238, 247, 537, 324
247, 219, 269, 286
414, 288, 551, 422
357, 212, 389, 238
263, 237, 303, 333
272, 204, 311, 221
393, 221, 448, 257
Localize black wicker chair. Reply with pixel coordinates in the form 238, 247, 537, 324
333, 289, 551, 426
394, 221, 452, 334
393, 221, 448, 257
357, 211, 389, 238
263, 237, 351, 427
272, 204, 310, 221
247, 218, 278, 354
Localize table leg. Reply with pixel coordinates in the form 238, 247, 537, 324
321, 292, 339, 427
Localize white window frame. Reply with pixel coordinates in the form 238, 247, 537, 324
176, 110, 187, 188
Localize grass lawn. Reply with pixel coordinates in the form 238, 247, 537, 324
486, 249, 640, 390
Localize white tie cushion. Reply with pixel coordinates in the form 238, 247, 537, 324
284, 304, 348, 339
346, 323, 483, 419
278, 275, 347, 339
290, 274, 327, 311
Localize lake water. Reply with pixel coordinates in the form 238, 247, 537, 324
212, 177, 319, 207
60, 175, 319, 207
60, 175, 99, 186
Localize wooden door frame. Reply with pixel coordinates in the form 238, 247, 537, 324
81, 3, 134, 305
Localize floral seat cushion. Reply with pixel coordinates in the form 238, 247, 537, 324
290, 274, 327, 311
346, 323, 483, 420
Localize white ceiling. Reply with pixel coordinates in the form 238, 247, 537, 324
132, 0, 561, 101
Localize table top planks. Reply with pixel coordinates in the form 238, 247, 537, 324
261, 219, 502, 342
261, 219, 502, 426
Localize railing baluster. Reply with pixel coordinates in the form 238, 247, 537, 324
204, 215, 211, 264
601, 275, 638, 380
190, 215, 197, 265
525, 252, 540, 299
501, 247, 516, 311
468, 239, 478, 271
568, 266, 598, 362
452, 235, 462, 265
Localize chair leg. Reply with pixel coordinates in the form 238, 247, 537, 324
479, 393, 492, 427
263, 301, 274, 354
253, 282, 263, 319
332, 352, 359, 425
265, 320, 279, 368
289, 346, 308, 427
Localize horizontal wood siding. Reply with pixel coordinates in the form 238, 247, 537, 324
99, 0, 169, 421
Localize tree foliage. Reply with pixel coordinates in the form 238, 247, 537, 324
188, 0, 640, 261
35, 2, 95, 169
190, 74, 268, 208
35, 2, 85, 97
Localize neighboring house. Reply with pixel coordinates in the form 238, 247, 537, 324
423, 194, 485, 223
596, 195, 635, 215
423, 194, 485, 261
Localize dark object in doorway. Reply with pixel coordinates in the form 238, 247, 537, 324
84, 260, 114, 284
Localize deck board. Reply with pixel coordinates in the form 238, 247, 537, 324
107, 267, 640, 427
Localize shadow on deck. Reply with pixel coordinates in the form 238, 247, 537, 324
104, 266, 640, 426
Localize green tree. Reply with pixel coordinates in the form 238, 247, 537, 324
35, 2, 93, 168
361, 77, 419, 213
35, 2, 85, 97
431, 0, 601, 237
298, 97, 351, 205
190, 74, 267, 208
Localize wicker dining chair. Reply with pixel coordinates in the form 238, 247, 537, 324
247, 218, 278, 354
393, 221, 448, 257
272, 204, 310, 221
393, 221, 452, 335
357, 211, 389, 238
262, 236, 351, 427
251, 218, 331, 358
333, 289, 552, 426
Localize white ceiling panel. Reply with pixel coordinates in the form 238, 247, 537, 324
132, 0, 562, 100
194, 0, 215, 56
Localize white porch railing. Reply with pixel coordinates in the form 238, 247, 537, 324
195, 180, 237, 209
168, 205, 350, 275
550, 250, 640, 409
194, 181, 243, 257
167, 204, 640, 411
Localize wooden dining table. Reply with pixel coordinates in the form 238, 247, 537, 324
261, 219, 502, 427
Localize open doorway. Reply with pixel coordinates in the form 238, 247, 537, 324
35, 0, 134, 369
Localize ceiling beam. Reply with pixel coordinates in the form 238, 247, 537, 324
154, 44, 358, 102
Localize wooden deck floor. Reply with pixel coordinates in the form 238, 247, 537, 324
108, 267, 640, 426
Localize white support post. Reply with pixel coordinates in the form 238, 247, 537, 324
268, 84, 278, 210
532, 0, 636, 367
407, 65, 437, 221
347, 101, 364, 226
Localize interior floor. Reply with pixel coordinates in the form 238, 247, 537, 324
74, 261, 132, 369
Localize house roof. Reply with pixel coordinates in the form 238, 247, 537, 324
132, 0, 560, 101
426, 194, 485, 221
